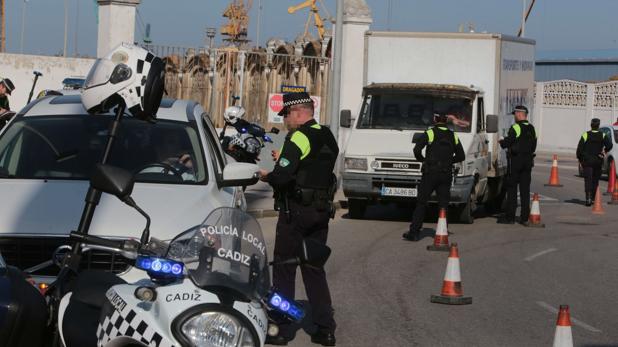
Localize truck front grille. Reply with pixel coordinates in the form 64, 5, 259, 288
373, 158, 421, 173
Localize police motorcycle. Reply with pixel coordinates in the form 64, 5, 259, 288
219, 104, 280, 164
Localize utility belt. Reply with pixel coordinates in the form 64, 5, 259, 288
422, 161, 453, 173
293, 188, 332, 211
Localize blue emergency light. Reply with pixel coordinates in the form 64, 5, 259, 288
267, 292, 305, 322
136, 255, 184, 278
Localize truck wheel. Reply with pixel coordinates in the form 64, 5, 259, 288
457, 191, 476, 224
348, 199, 367, 219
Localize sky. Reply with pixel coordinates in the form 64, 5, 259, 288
5, 0, 618, 58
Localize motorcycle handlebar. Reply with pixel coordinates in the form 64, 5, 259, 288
69, 232, 126, 250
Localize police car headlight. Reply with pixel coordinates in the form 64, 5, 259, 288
344, 157, 367, 171
179, 311, 256, 347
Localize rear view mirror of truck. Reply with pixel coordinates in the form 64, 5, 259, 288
486, 114, 499, 133
340, 109, 352, 128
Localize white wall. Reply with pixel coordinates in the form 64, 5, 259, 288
536, 80, 618, 152
0, 53, 95, 111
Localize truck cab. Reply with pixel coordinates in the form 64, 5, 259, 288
341, 83, 502, 222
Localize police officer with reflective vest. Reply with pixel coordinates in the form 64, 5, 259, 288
258, 92, 338, 346
577, 118, 613, 206
403, 113, 465, 241
498, 105, 537, 225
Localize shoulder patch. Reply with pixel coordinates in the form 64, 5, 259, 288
279, 157, 291, 167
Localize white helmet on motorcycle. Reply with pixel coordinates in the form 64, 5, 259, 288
81, 43, 165, 122
223, 105, 246, 124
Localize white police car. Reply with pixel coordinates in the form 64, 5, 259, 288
0, 94, 257, 283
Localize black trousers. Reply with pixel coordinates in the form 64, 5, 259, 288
409, 171, 452, 232
273, 200, 336, 334
505, 157, 533, 221
583, 163, 602, 198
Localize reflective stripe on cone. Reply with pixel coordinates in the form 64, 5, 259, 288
427, 208, 450, 251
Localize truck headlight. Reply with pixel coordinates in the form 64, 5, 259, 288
178, 311, 256, 347
344, 157, 367, 171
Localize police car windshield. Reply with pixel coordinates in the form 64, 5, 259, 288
166, 207, 270, 301
0, 115, 207, 184
357, 93, 472, 132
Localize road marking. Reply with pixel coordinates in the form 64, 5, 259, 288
536, 301, 602, 333
524, 248, 558, 262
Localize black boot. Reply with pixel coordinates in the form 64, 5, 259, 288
265, 334, 289, 346
311, 330, 336, 346
402, 230, 421, 241
585, 192, 592, 207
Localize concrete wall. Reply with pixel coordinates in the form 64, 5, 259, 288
535, 79, 618, 152
0, 53, 94, 112
97, 0, 140, 57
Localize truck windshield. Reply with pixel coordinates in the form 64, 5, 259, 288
357, 93, 472, 132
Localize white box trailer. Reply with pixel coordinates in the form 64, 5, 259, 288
340, 31, 535, 222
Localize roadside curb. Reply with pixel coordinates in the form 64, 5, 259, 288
248, 200, 346, 219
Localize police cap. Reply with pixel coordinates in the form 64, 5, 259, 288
278, 92, 313, 116
511, 105, 528, 115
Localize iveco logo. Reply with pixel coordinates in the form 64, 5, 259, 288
393, 163, 410, 169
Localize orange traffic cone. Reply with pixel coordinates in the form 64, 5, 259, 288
430, 243, 472, 305
427, 208, 450, 251
526, 193, 546, 228
606, 160, 617, 195
545, 155, 563, 187
552, 305, 574, 347
609, 181, 618, 205
592, 186, 605, 214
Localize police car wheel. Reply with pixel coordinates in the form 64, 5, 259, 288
348, 199, 367, 219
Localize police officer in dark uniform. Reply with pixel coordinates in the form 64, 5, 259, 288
497, 105, 537, 225
403, 113, 465, 241
0, 78, 15, 129
577, 118, 613, 206
258, 92, 338, 346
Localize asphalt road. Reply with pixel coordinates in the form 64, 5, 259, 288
257, 156, 618, 347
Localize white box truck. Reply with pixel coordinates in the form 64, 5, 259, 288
340, 31, 536, 222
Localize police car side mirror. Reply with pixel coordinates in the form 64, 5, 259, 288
486, 114, 499, 133
340, 109, 352, 128
221, 162, 259, 187
412, 133, 424, 144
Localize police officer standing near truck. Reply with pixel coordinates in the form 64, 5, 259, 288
577, 118, 613, 206
258, 92, 338, 346
403, 113, 465, 241
498, 105, 537, 225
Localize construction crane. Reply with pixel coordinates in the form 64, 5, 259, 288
287, 0, 332, 41
221, 0, 252, 46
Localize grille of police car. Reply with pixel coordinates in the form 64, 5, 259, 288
0, 237, 131, 276
373, 158, 422, 173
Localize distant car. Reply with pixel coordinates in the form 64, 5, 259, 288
577, 125, 618, 178
0, 95, 257, 283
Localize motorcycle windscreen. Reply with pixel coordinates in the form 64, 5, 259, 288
166, 207, 270, 302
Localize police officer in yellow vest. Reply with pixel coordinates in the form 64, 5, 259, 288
577, 118, 613, 206
403, 113, 465, 241
258, 92, 338, 346
498, 105, 537, 225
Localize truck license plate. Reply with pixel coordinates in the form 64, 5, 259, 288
381, 186, 417, 197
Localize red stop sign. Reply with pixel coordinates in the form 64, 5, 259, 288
269, 94, 284, 113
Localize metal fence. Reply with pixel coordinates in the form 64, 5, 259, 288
144, 45, 332, 128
